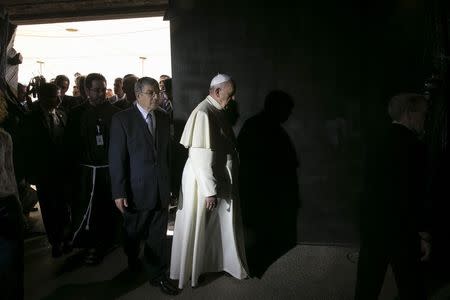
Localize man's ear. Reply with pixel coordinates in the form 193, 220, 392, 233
215, 88, 221, 97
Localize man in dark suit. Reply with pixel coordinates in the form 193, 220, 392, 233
355, 93, 431, 300
23, 83, 71, 258
109, 77, 178, 295
114, 74, 138, 110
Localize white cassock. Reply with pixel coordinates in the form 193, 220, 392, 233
170, 95, 248, 288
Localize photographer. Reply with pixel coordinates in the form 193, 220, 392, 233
27, 75, 46, 102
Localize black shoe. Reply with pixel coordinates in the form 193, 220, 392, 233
150, 277, 180, 295
51, 245, 63, 258
84, 248, 103, 265
192, 274, 206, 288
62, 241, 73, 254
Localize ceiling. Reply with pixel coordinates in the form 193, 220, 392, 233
0, 0, 168, 25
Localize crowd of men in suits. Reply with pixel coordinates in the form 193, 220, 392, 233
14, 73, 173, 263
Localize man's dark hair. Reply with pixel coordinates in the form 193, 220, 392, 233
123, 75, 139, 96
135, 77, 159, 94
85, 73, 106, 90
162, 78, 172, 93
388, 93, 426, 122
55, 74, 70, 86
38, 83, 59, 100
123, 74, 137, 80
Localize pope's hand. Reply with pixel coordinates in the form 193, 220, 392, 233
115, 198, 128, 214
205, 196, 217, 211
419, 231, 432, 262
420, 239, 431, 262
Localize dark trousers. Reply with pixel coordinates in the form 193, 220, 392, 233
36, 181, 70, 246
123, 205, 168, 280
0, 195, 24, 300
354, 236, 426, 300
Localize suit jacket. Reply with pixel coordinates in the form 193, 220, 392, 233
60, 95, 83, 112
24, 102, 67, 184
114, 97, 133, 111
109, 105, 171, 211
361, 123, 428, 241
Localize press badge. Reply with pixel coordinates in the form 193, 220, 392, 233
96, 125, 104, 146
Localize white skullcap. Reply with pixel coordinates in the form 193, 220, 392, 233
210, 73, 232, 88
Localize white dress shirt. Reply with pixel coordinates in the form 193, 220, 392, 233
136, 102, 156, 136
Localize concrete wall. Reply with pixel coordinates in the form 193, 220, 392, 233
169, 0, 427, 244
0, 0, 433, 244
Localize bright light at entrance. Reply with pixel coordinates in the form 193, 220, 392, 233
15, 17, 171, 95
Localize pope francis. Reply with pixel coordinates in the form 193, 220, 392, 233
170, 74, 248, 289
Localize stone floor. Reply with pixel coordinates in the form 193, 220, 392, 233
25, 241, 393, 300
23, 206, 450, 300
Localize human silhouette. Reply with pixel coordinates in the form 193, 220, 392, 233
238, 90, 300, 277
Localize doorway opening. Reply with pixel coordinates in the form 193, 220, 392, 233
11, 16, 174, 245
14, 16, 171, 99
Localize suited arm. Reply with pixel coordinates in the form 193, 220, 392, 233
109, 115, 129, 200
167, 121, 174, 196
189, 147, 217, 197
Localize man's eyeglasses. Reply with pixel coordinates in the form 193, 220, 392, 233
140, 91, 160, 98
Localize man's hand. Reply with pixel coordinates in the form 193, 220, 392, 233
419, 231, 432, 262
115, 198, 128, 214
169, 192, 178, 207
205, 195, 217, 211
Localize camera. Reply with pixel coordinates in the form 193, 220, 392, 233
27, 75, 46, 99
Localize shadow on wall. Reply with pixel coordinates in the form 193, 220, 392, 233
237, 90, 301, 278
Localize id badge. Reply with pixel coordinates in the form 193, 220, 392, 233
96, 134, 104, 146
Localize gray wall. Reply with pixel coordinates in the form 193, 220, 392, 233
168, 0, 428, 244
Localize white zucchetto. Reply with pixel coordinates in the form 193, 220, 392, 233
209, 73, 232, 88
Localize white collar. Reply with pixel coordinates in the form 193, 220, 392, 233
207, 95, 223, 110
136, 102, 155, 123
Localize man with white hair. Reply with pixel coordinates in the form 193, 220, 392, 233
355, 93, 431, 300
170, 73, 248, 289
